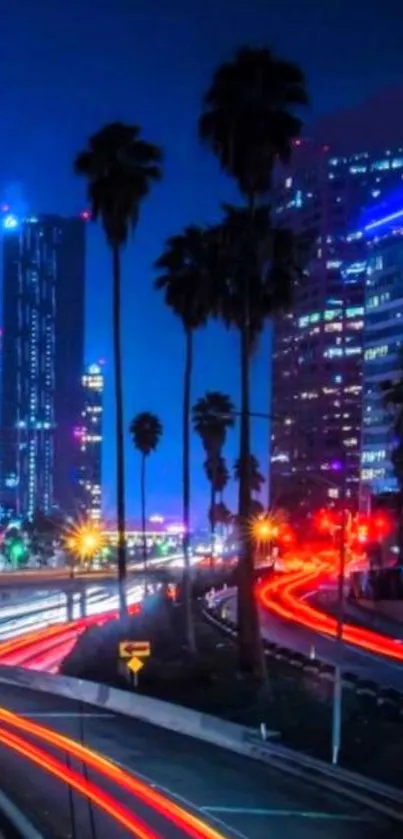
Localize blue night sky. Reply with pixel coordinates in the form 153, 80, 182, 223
1, 0, 403, 525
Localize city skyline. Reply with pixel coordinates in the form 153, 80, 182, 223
0, 0, 403, 523
0, 213, 86, 518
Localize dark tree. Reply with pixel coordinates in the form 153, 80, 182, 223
129, 412, 163, 576
199, 47, 308, 677
75, 123, 162, 614
193, 391, 235, 551
155, 226, 216, 650
234, 454, 265, 496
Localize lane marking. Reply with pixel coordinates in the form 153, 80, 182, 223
200, 806, 367, 820
17, 712, 113, 719
111, 757, 250, 839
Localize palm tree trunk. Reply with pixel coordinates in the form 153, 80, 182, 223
141, 453, 148, 588
237, 197, 265, 679
183, 328, 196, 652
112, 245, 127, 616
210, 481, 216, 568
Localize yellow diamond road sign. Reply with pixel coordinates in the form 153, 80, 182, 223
127, 656, 144, 675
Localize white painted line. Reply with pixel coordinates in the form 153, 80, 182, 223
112, 758, 250, 839
200, 806, 367, 820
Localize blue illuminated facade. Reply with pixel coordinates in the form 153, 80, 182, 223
271, 142, 403, 513
360, 209, 403, 496
0, 215, 86, 517
78, 363, 104, 522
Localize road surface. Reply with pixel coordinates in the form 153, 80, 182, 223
0, 581, 145, 641
220, 592, 403, 690
0, 684, 395, 839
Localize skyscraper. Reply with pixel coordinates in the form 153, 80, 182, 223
361, 203, 403, 497
77, 363, 104, 522
0, 213, 86, 517
270, 141, 403, 514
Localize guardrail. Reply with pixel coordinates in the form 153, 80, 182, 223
203, 589, 403, 714
0, 664, 402, 822
0, 787, 44, 839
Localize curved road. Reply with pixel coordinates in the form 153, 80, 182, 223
217, 590, 403, 690
0, 684, 394, 839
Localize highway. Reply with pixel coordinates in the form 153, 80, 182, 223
216, 572, 403, 690
0, 683, 394, 839
0, 559, 400, 837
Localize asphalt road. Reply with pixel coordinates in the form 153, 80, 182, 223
0, 684, 396, 839
221, 593, 403, 690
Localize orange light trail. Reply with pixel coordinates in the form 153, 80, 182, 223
0, 602, 141, 670
0, 725, 160, 839
258, 556, 403, 662
0, 707, 228, 839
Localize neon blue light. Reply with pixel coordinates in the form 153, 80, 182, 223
3, 214, 18, 230
364, 208, 403, 232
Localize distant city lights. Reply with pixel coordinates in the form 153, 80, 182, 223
364, 207, 403, 234
3, 215, 18, 230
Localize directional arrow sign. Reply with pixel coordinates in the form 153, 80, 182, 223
119, 640, 150, 659
127, 656, 144, 675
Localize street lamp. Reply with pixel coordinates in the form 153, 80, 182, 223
65, 523, 103, 568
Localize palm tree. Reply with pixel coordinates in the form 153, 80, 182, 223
234, 454, 265, 497
199, 47, 308, 676
154, 226, 216, 650
75, 123, 162, 616
193, 392, 235, 553
205, 454, 230, 502
129, 412, 163, 579
210, 499, 232, 532
211, 203, 306, 674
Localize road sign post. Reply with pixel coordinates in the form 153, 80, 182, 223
119, 641, 151, 688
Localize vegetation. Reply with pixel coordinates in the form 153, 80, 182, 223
192, 391, 235, 552
75, 123, 162, 614
129, 412, 163, 574
199, 47, 308, 676
234, 453, 265, 497
74, 46, 309, 674
154, 226, 217, 650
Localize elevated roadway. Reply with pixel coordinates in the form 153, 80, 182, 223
0, 683, 394, 839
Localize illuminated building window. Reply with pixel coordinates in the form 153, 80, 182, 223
324, 309, 342, 321
362, 450, 386, 464
346, 306, 364, 318
364, 345, 388, 361
324, 322, 342, 332
371, 160, 390, 171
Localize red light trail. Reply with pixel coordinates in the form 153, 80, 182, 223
0, 601, 141, 671
0, 706, 228, 839
258, 554, 403, 663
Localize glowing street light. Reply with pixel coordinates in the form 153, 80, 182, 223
65, 523, 104, 562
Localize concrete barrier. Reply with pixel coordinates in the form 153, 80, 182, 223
203, 591, 403, 707
0, 787, 44, 839
0, 665, 277, 752
0, 664, 402, 822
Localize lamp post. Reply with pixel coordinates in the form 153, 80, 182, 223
220, 406, 351, 762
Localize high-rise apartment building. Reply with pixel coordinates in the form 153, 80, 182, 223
270, 141, 403, 514
77, 363, 104, 522
0, 212, 86, 517
361, 204, 403, 497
